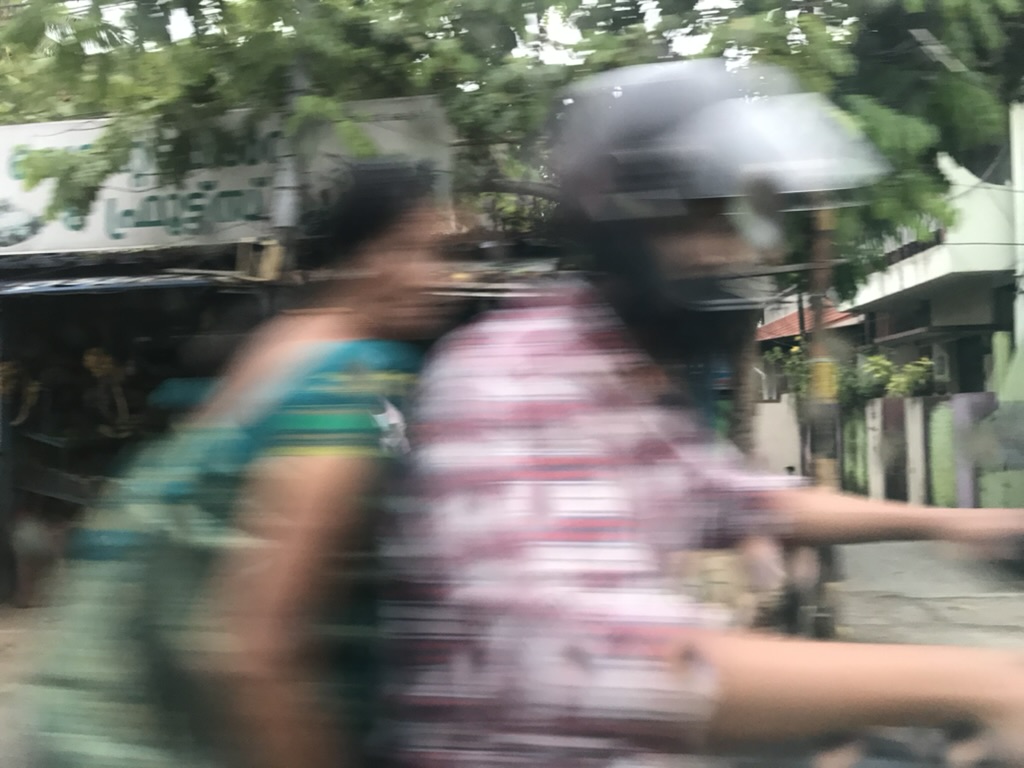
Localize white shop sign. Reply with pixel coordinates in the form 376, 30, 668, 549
0, 113, 279, 254
0, 97, 454, 255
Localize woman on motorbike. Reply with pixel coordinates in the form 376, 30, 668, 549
21, 157, 452, 768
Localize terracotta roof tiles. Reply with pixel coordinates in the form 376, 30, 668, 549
756, 304, 862, 342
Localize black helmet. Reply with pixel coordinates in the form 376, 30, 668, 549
546, 58, 889, 310
549, 58, 887, 222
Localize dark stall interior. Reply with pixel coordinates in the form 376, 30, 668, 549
3, 281, 273, 537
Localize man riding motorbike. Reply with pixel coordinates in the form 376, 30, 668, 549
377, 58, 1024, 768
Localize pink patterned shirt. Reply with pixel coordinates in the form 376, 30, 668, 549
378, 282, 799, 768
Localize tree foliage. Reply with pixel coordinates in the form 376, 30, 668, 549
0, 0, 573, 222
766, 339, 936, 417
692, 0, 1022, 295
1, 0, 1022, 294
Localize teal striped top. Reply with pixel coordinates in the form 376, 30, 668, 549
24, 339, 421, 768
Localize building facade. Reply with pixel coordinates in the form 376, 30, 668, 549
844, 147, 1018, 394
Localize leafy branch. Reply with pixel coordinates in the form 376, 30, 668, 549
767, 340, 936, 416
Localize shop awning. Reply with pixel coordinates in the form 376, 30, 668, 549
0, 272, 254, 296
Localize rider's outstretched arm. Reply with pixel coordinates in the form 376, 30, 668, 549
694, 630, 1016, 749
772, 485, 1024, 546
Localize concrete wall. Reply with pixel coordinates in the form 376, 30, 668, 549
976, 342, 1024, 507
888, 346, 920, 367
775, 342, 1024, 507
752, 395, 801, 475
854, 393, 1007, 508
865, 398, 885, 499
905, 398, 927, 504
930, 283, 996, 327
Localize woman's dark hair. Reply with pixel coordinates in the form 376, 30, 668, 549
299, 157, 437, 269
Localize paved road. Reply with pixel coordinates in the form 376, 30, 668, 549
2, 543, 1024, 761
838, 541, 1024, 647
0, 609, 36, 763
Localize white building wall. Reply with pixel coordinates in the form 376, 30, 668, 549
848, 153, 1015, 312
905, 398, 928, 505
866, 399, 886, 500
751, 395, 802, 475
1011, 103, 1024, 346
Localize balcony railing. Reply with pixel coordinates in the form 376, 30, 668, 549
882, 229, 946, 268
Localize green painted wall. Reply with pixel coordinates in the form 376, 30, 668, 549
978, 337, 1024, 507
991, 331, 1013, 393
842, 412, 868, 494
928, 402, 957, 508
979, 470, 1024, 508
833, 333, 1024, 505
996, 338, 1024, 401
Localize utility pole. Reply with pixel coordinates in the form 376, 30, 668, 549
791, 200, 845, 639
271, 63, 311, 275
271, 0, 315, 274
808, 202, 840, 489
1010, 103, 1024, 349
794, 290, 808, 477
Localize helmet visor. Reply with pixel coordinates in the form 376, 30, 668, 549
683, 91, 889, 204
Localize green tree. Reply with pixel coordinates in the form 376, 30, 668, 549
469, 0, 1018, 294
553, 0, 1021, 451
2, 0, 1022, 276
652, 0, 1021, 297
0, 0, 572, 227
4, 0, 1017, 463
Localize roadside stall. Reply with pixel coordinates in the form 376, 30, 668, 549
0, 96, 456, 605
0, 262, 282, 605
